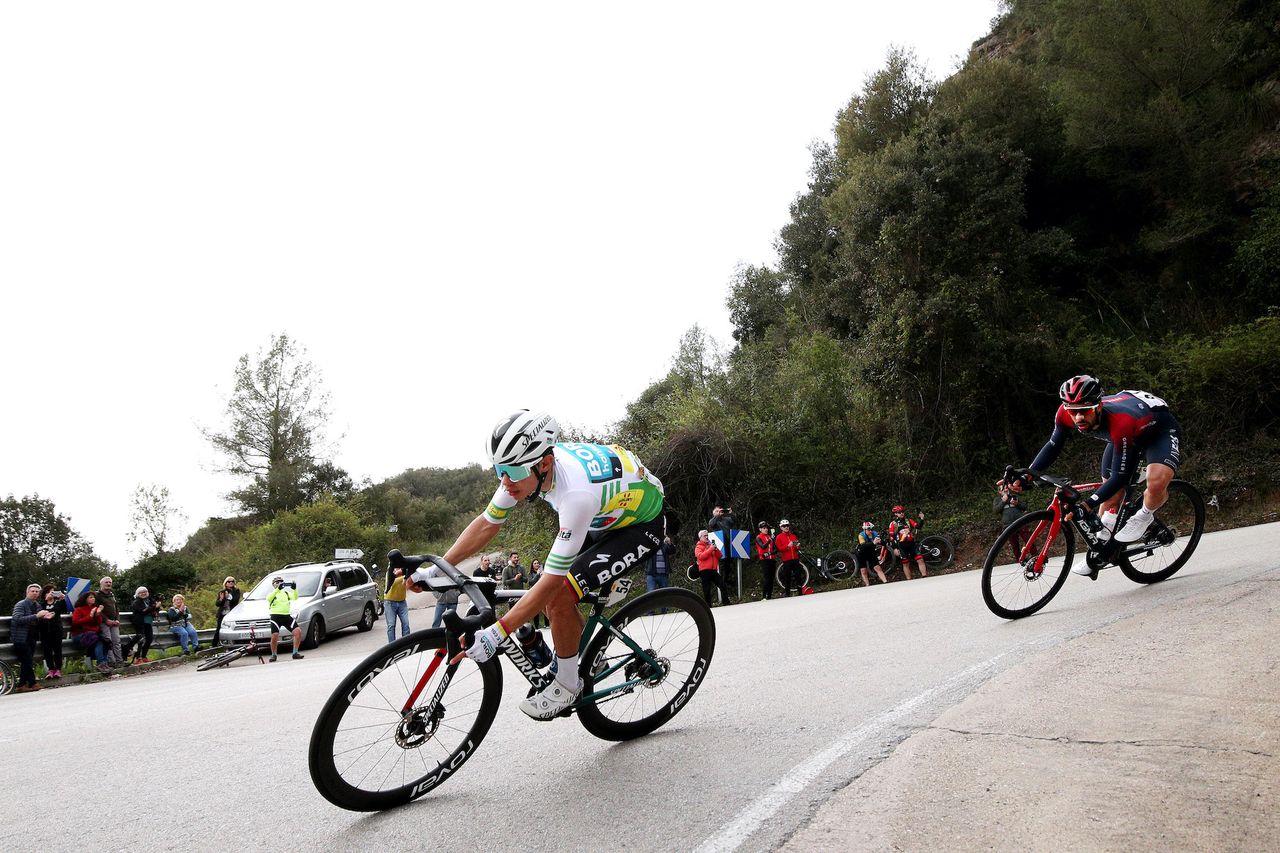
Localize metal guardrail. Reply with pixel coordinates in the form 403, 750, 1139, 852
0, 613, 216, 664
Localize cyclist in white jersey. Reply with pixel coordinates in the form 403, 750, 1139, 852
407, 410, 665, 720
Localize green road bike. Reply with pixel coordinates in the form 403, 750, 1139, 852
309, 550, 716, 811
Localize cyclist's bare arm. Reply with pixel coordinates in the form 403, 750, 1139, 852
405, 514, 500, 594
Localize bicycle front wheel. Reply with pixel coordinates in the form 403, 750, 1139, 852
824, 550, 856, 579
981, 511, 1075, 619
1117, 480, 1205, 584
919, 535, 955, 568
196, 647, 247, 671
577, 588, 716, 742
309, 629, 502, 811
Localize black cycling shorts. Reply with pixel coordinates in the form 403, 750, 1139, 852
855, 544, 879, 569
1100, 408, 1183, 479
269, 614, 297, 633
563, 517, 666, 601
895, 540, 919, 561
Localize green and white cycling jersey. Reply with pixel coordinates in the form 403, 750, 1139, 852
483, 442, 664, 577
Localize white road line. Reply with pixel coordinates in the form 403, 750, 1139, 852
695, 652, 1010, 853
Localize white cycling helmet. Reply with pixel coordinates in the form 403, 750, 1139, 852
779, 519, 790, 526
487, 410, 560, 470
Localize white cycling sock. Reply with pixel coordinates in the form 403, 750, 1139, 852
554, 654, 581, 691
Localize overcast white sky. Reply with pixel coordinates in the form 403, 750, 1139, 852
1, 1, 998, 567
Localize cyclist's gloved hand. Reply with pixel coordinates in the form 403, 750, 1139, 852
460, 622, 508, 664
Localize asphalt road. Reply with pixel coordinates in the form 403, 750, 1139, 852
3, 522, 1276, 852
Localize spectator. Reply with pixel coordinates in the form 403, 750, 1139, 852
774, 519, 802, 596
646, 535, 675, 593
95, 576, 124, 667
384, 566, 411, 642
71, 592, 110, 673
473, 554, 495, 580
694, 529, 732, 607
753, 522, 777, 600
213, 577, 241, 645
528, 559, 547, 628
856, 521, 889, 586
428, 566, 461, 629
994, 482, 1028, 561
888, 505, 928, 579
707, 506, 736, 578
10, 583, 52, 693
37, 585, 66, 679
130, 586, 160, 665
266, 577, 305, 662
166, 594, 200, 654
501, 551, 525, 593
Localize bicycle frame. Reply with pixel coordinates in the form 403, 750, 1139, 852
1017, 475, 1160, 573
398, 580, 665, 716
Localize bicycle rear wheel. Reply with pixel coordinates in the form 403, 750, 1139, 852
577, 588, 716, 741
0, 662, 14, 695
919, 535, 955, 568
1116, 480, 1205, 584
775, 561, 810, 594
196, 647, 248, 671
981, 511, 1075, 619
823, 550, 856, 580
309, 629, 502, 811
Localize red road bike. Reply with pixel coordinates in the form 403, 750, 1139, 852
981, 467, 1205, 619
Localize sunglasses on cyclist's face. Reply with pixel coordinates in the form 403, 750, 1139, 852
494, 463, 534, 482
1064, 404, 1099, 413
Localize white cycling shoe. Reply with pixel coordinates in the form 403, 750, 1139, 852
519, 680, 581, 721
1115, 508, 1155, 543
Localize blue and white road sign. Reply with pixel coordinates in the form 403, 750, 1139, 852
709, 530, 751, 560
65, 576, 91, 609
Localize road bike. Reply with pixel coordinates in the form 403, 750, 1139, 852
309, 550, 716, 811
197, 623, 271, 671
0, 658, 15, 695
980, 467, 1204, 619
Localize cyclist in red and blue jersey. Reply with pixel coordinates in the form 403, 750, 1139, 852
1024, 375, 1183, 574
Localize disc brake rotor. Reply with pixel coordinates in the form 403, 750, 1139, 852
624, 649, 670, 688
395, 705, 442, 748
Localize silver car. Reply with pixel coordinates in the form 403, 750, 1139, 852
217, 560, 381, 649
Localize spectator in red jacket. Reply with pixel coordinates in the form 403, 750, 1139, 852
888, 505, 928, 579
71, 592, 111, 673
694, 529, 733, 607
774, 520, 802, 596
754, 521, 777, 600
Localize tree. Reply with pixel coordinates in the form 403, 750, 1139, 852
127, 484, 188, 558
206, 334, 334, 518
118, 552, 200, 599
834, 46, 935, 162
0, 495, 113, 606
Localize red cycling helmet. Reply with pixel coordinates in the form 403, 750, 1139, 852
1059, 375, 1102, 406
892, 505, 904, 513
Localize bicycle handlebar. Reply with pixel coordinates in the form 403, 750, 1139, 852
1004, 467, 1079, 501
386, 549, 495, 632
